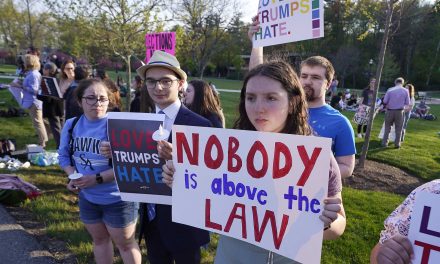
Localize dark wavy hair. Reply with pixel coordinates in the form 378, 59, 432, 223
233, 60, 311, 135
187, 79, 224, 126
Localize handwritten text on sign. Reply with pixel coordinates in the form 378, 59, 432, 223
171, 126, 331, 263
408, 191, 440, 264
253, 0, 324, 47
145, 32, 176, 62
107, 112, 171, 205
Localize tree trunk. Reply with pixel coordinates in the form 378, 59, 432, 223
26, 0, 33, 47
425, 36, 440, 86
358, 0, 395, 169
125, 55, 132, 111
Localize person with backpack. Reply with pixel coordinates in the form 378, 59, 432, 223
58, 79, 141, 263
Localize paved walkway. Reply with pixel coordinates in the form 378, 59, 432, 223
0, 204, 56, 264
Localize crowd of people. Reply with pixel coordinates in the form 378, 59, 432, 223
6, 16, 436, 264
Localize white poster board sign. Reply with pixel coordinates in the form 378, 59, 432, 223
171, 125, 332, 263
408, 191, 440, 264
253, 0, 324, 47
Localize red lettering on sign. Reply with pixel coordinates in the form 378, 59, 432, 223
176, 132, 199, 165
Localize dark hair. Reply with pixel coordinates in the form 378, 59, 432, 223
301, 56, 335, 84
43, 62, 57, 77
103, 79, 122, 111
233, 60, 311, 135
140, 83, 155, 113
61, 59, 75, 79
74, 65, 92, 81
187, 79, 224, 125
96, 68, 109, 80
74, 78, 114, 107
27, 46, 40, 57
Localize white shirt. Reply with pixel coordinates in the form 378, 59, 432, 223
155, 100, 181, 132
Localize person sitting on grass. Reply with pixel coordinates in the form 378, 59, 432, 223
415, 99, 430, 118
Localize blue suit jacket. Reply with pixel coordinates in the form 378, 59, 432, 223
146, 105, 212, 251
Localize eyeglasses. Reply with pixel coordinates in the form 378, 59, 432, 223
145, 78, 179, 90
82, 96, 109, 106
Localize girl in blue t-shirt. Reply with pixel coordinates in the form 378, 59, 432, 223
58, 78, 141, 263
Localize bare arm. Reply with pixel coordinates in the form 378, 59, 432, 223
335, 155, 355, 178
248, 15, 263, 71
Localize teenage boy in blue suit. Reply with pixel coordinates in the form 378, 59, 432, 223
136, 51, 211, 264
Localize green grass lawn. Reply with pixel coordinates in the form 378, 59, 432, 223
0, 71, 439, 263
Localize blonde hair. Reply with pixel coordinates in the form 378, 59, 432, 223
24, 54, 40, 71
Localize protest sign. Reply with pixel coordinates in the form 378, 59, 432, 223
145, 32, 176, 62
171, 125, 332, 263
41, 77, 62, 98
253, 0, 324, 47
107, 112, 171, 204
408, 191, 440, 264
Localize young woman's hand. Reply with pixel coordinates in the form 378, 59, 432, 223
72, 175, 97, 189
376, 234, 413, 264
157, 140, 173, 160
67, 180, 79, 193
248, 15, 260, 41
319, 197, 342, 229
162, 160, 175, 188
99, 141, 112, 158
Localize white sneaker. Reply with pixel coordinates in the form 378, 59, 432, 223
357, 133, 363, 138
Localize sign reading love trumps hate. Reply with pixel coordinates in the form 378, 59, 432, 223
408, 191, 440, 264
171, 126, 331, 263
145, 32, 176, 62
253, 0, 324, 47
107, 112, 171, 205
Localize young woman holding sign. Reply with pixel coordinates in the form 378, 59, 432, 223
161, 61, 346, 263
58, 79, 141, 264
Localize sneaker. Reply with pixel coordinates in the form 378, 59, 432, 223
357, 133, 363, 138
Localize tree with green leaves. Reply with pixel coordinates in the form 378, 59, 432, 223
171, 0, 240, 78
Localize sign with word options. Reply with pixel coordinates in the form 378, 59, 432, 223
107, 112, 171, 204
253, 0, 324, 47
408, 191, 440, 264
145, 32, 176, 62
171, 125, 332, 263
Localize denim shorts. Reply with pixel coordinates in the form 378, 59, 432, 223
79, 193, 139, 228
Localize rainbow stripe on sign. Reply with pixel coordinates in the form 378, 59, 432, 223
312, 0, 320, 38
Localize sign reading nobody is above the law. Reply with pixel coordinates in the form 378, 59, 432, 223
171, 125, 332, 263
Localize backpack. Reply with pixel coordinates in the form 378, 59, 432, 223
0, 139, 16, 157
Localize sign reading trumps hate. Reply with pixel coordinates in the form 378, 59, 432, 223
171, 125, 332, 263
253, 0, 324, 47
107, 112, 171, 205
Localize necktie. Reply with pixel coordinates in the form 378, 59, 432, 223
147, 110, 166, 220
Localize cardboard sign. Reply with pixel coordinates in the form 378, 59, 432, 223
145, 32, 176, 62
171, 125, 332, 263
253, 0, 324, 47
107, 112, 171, 204
408, 191, 440, 264
41, 77, 62, 98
